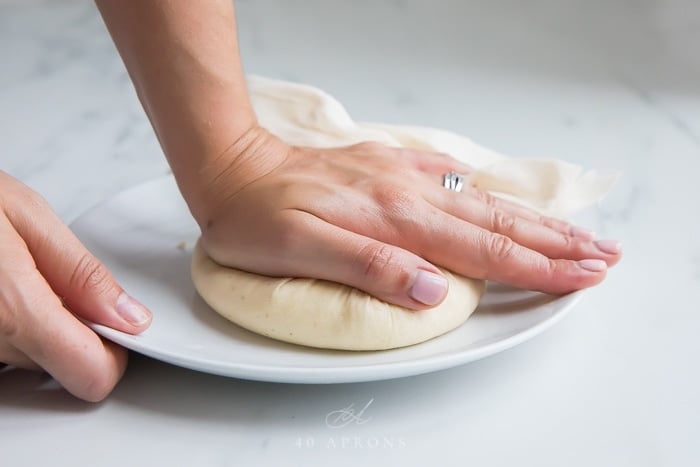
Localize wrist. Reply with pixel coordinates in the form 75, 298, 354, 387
178, 125, 291, 229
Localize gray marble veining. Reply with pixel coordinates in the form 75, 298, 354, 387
1, 0, 699, 465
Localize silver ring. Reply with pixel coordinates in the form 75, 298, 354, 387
442, 171, 464, 192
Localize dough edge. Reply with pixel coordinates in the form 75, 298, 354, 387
191, 240, 485, 351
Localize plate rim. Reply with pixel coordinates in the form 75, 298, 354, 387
88, 290, 582, 384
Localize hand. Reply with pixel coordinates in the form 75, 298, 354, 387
0, 171, 152, 402
191, 127, 622, 310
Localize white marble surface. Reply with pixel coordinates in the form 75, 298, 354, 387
1, 0, 699, 465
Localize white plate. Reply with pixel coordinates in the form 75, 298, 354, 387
71, 176, 583, 384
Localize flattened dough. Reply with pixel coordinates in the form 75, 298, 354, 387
191, 241, 485, 351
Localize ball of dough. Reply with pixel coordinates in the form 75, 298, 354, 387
191, 240, 485, 351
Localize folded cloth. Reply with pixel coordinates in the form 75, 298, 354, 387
248, 75, 616, 218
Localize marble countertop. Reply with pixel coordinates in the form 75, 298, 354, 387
1, 0, 699, 465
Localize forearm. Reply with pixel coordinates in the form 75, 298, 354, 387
95, 0, 259, 214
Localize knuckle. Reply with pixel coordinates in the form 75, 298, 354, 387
371, 182, 416, 219
487, 234, 516, 261
473, 189, 497, 207
539, 214, 563, 231
360, 243, 394, 279
547, 259, 587, 293
490, 209, 517, 235
536, 258, 558, 279
560, 231, 575, 250
358, 243, 407, 286
69, 253, 113, 296
536, 214, 550, 225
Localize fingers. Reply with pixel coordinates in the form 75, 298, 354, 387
412, 205, 608, 294
276, 210, 449, 310
11, 286, 129, 402
460, 185, 579, 237
299, 181, 609, 294
0, 222, 128, 401
425, 188, 622, 267
279, 175, 613, 296
3, 184, 152, 334
373, 148, 594, 249
377, 148, 617, 269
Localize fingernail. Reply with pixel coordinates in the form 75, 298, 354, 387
115, 292, 151, 326
569, 225, 596, 240
594, 239, 622, 254
410, 270, 448, 306
578, 259, 607, 272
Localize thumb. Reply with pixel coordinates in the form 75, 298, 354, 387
7, 191, 152, 333
280, 212, 449, 310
